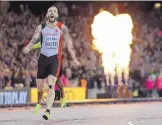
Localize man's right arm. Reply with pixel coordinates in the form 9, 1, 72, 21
23, 25, 42, 53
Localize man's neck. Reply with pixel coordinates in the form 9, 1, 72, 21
46, 21, 58, 28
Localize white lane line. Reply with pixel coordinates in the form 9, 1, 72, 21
128, 121, 134, 125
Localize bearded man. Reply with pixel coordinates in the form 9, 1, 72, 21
23, 6, 80, 120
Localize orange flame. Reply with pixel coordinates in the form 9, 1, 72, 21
91, 11, 133, 85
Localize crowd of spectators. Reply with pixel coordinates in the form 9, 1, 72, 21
127, 4, 162, 97
0, 2, 101, 90
0, 2, 162, 98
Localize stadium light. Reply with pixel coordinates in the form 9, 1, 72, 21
154, 3, 161, 9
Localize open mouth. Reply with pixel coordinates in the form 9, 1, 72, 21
50, 15, 54, 18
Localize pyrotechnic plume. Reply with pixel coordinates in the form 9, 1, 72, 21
91, 10, 133, 85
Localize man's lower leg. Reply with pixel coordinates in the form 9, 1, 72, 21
43, 75, 57, 120
57, 81, 66, 108
34, 79, 44, 115
38, 91, 43, 104
46, 87, 55, 110
57, 81, 64, 99
33, 91, 43, 115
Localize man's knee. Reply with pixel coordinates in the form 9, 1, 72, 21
47, 75, 57, 89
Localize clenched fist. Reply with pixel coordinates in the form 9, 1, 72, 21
72, 59, 80, 68
22, 45, 31, 54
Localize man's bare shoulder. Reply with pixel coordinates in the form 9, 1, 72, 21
61, 24, 69, 33
38, 23, 44, 29
33, 24, 43, 34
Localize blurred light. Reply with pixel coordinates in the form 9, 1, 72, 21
154, 3, 161, 9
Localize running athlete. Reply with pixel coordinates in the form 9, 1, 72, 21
32, 41, 66, 108
23, 6, 80, 120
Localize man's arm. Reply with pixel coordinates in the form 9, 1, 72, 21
24, 25, 42, 52
61, 24, 76, 60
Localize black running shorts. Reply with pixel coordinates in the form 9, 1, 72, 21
37, 54, 62, 79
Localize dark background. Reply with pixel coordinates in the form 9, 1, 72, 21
9, 1, 161, 15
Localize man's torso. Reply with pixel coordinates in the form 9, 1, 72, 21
40, 22, 63, 57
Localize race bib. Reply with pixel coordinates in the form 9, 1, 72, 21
45, 37, 58, 49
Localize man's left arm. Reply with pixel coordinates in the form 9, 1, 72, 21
61, 24, 76, 60
61, 24, 80, 66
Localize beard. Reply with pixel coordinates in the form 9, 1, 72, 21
48, 14, 57, 23
49, 17, 56, 23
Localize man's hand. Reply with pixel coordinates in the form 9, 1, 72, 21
23, 45, 31, 54
23, 25, 42, 54
72, 59, 81, 67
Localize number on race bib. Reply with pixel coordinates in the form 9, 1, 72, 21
45, 42, 58, 49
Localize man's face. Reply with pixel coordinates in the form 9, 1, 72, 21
47, 7, 58, 23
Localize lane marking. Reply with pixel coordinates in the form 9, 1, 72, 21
128, 121, 134, 125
